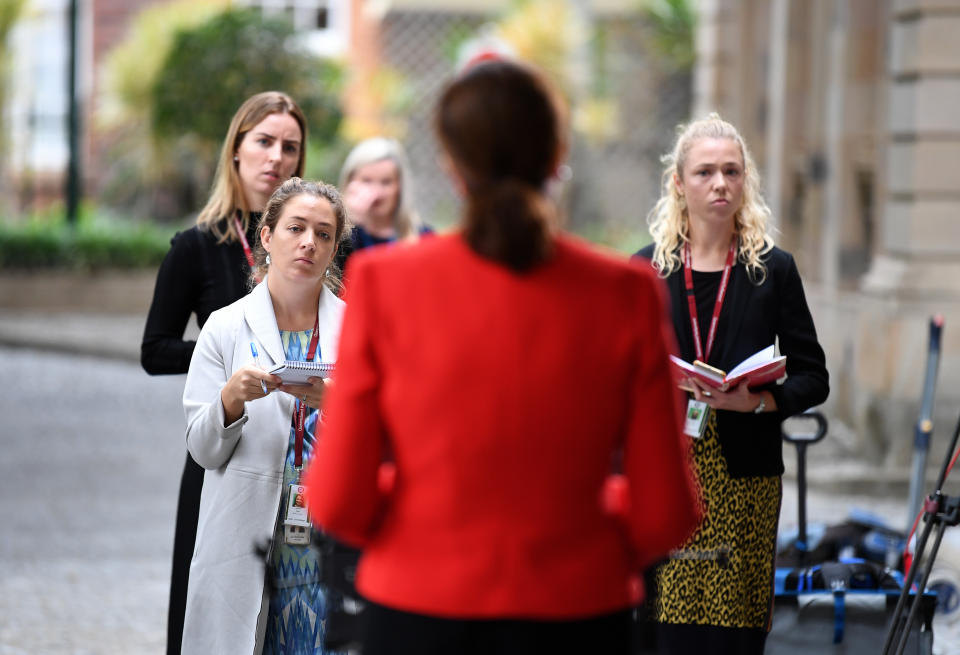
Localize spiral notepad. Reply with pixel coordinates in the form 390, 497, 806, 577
269, 360, 335, 384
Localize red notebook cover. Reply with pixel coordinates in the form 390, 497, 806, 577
669, 345, 786, 392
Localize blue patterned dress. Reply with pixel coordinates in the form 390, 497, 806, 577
262, 329, 343, 655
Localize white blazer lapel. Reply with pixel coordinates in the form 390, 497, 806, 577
244, 279, 285, 368
317, 285, 345, 362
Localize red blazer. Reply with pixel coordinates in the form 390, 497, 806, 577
307, 232, 699, 619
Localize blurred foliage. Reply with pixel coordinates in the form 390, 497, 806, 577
302, 138, 353, 188
490, 0, 619, 146
0, 209, 178, 270
639, 0, 696, 72
97, 7, 344, 222
95, 0, 230, 220
98, 0, 228, 128
0, 0, 24, 106
341, 66, 416, 142
152, 9, 342, 147
0, 0, 25, 191
495, 0, 587, 98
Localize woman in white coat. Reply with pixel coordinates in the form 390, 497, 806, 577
181, 177, 348, 654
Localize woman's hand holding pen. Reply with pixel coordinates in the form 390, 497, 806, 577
278, 376, 331, 411
682, 377, 775, 414
221, 365, 281, 425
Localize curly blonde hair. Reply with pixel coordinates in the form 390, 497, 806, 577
647, 113, 775, 283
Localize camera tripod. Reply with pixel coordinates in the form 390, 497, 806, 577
882, 410, 960, 655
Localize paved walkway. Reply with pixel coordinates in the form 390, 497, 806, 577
0, 344, 186, 654
0, 310, 145, 362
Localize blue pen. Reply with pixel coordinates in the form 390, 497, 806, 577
250, 342, 268, 395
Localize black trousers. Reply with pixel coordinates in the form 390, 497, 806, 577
361, 600, 632, 655
656, 622, 768, 655
166, 453, 204, 655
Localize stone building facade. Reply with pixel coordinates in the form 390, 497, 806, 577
695, 0, 960, 468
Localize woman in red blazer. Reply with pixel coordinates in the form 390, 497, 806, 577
306, 60, 699, 655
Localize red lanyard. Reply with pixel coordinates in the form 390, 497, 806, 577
682, 238, 737, 363
294, 314, 321, 470
234, 215, 259, 281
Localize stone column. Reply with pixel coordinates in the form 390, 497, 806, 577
764, 0, 791, 231
692, 0, 742, 119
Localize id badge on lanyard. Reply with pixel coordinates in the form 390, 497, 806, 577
284, 483, 312, 545
681, 238, 736, 438
684, 399, 710, 438
283, 314, 320, 545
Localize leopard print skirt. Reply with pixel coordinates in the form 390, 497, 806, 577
654, 410, 782, 630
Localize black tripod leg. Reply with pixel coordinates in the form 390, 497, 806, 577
882, 512, 937, 655
884, 410, 960, 655
893, 521, 947, 655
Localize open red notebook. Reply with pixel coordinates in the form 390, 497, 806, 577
670, 345, 786, 392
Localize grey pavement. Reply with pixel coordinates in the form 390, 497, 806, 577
0, 311, 147, 363
0, 343, 186, 654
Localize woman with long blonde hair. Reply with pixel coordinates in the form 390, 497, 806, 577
141, 90, 307, 654
636, 114, 829, 654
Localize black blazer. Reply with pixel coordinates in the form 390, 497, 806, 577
635, 244, 829, 477
141, 219, 256, 375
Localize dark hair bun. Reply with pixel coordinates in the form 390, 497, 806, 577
437, 61, 564, 272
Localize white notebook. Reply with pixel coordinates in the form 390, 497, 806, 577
269, 360, 335, 384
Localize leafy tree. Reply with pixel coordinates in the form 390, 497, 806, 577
152, 9, 342, 150
98, 7, 343, 221
0, 0, 26, 215
99, 0, 227, 128
0, 0, 25, 126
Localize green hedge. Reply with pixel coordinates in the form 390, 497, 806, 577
0, 211, 178, 270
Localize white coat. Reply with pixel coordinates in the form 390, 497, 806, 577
180, 278, 345, 655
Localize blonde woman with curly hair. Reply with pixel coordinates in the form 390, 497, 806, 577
636, 114, 829, 654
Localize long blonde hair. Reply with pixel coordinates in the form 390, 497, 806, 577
647, 113, 774, 283
197, 91, 307, 244
338, 137, 422, 240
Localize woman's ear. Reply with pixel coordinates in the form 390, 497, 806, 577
673, 171, 684, 197
260, 223, 272, 252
